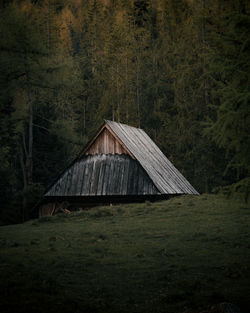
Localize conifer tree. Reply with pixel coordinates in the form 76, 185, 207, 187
206, 1, 250, 184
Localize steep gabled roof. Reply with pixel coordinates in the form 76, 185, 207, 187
44, 120, 199, 197
104, 120, 199, 195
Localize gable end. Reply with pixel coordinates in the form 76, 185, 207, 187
79, 124, 135, 159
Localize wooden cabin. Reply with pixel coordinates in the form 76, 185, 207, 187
39, 120, 199, 216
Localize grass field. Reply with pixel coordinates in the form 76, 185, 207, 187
0, 194, 250, 313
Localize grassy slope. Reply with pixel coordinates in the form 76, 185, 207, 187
0, 194, 250, 313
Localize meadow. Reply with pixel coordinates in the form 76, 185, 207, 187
0, 194, 249, 313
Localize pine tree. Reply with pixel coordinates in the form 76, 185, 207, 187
206, 1, 250, 184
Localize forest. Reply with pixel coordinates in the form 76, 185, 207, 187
0, 0, 249, 225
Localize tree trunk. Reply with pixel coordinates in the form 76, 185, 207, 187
19, 68, 34, 221
47, 0, 50, 52
19, 145, 27, 222
28, 101, 33, 184
201, 0, 209, 108
111, 72, 115, 121
136, 56, 140, 128
20, 99, 33, 221
116, 64, 120, 122
26, 75, 33, 186
125, 57, 129, 123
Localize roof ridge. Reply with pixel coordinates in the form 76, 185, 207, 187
104, 119, 143, 131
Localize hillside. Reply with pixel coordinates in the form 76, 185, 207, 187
0, 194, 250, 313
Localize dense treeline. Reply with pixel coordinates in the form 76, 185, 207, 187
0, 0, 249, 224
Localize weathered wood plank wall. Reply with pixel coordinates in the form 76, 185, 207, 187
85, 128, 129, 155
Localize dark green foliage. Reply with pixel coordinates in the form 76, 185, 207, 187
206, 6, 250, 181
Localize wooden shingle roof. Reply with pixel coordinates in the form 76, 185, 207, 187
104, 120, 199, 195
44, 120, 199, 197
45, 154, 159, 196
